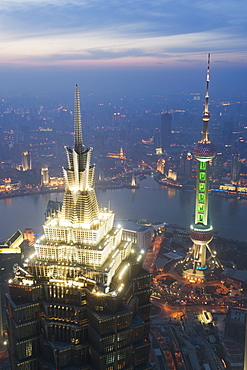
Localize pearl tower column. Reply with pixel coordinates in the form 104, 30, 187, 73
183, 54, 218, 282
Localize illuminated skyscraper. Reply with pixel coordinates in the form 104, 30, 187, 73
41, 166, 50, 186
183, 55, 221, 282
22, 151, 32, 171
6, 86, 151, 370
156, 157, 166, 175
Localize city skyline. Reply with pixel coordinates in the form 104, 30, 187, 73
0, 43, 247, 367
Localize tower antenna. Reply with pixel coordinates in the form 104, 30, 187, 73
202, 53, 210, 141
74, 85, 83, 154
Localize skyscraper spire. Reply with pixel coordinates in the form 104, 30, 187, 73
74, 85, 83, 154
202, 53, 211, 141
61, 84, 99, 225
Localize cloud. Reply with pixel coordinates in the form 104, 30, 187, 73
0, 0, 247, 67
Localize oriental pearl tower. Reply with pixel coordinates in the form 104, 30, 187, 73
183, 54, 222, 282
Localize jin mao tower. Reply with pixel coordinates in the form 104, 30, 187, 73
6, 86, 151, 370
183, 55, 221, 282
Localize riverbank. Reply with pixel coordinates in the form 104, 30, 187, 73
0, 176, 246, 242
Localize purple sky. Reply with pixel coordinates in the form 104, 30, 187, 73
1, 0, 247, 97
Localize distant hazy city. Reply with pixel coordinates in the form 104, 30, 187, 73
1, 81, 247, 198
0, 63, 247, 370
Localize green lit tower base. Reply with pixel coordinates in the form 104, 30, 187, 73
183, 55, 221, 282
6, 86, 151, 370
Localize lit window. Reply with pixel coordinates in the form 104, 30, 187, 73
200, 162, 206, 170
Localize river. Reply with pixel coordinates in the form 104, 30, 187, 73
0, 177, 246, 242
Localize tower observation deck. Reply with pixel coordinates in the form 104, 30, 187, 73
182, 55, 222, 282
6, 86, 151, 370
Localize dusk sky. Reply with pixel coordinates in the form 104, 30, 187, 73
1, 0, 247, 98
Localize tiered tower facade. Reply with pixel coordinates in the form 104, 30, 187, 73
183, 55, 221, 282
6, 86, 151, 370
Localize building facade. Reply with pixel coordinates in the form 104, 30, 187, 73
41, 166, 50, 186
212, 152, 224, 181
231, 153, 241, 184
6, 86, 151, 370
22, 152, 32, 171
156, 158, 166, 175
179, 151, 193, 180
0, 231, 23, 342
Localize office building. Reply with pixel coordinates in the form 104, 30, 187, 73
153, 130, 161, 154
6, 86, 151, 370
179, 152, 193, 180
212, 153, 224, 181
41, 166, 50, 186
0, 231, 23, 342
22, 151, 32, 171
231, 153, 241, 184
160, 112, 172, 152
112, 112, 121, 126
156, 158, 166, 175
137, 228, 153, 250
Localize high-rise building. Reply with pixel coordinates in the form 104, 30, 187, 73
167, 169, 177, 181
0, 231, 23, 342
179, 151, 193, 180
156, 157, 166, 174
22, 151, 32, 171
160, 112, 172, 152
183, 55, 221, 282
153, 130, 161, 154
231, 153, 241, 184
6, 86, 151, 370
212, 152, 224, 181
41, 166, 50, 186
112, 112, 121, 126
222, 120, 233, 147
